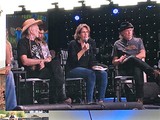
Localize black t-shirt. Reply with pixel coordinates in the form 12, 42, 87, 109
17, 37, 43, 77
66, 38, 98, 73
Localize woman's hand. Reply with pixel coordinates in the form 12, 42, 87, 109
82, 42, 89, 52
5, 66, 11, 75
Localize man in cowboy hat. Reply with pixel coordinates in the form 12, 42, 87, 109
111, 21, 160, 103
17, 18, 71, 104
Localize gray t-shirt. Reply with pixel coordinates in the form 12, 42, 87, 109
112, 37, 145, 58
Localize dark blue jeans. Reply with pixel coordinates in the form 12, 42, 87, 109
66, 67, 108, 103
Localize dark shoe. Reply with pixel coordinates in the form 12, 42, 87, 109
12, 106, 23, 111
153, 70, 160, 86
153, 70, 160, 78
63, 98, 72, 104
137, 98, 143, 104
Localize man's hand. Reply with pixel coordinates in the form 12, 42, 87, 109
39, 60, 45, 70
113, 54, 127, 65
119, 54, 127, 63
44, 57, 51, 63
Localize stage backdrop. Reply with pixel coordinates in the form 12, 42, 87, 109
5, 1, 160, 106
6, 13, 48, 50
47, 2, 160, 83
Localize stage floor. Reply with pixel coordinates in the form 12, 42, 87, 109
15, 97, 160, 111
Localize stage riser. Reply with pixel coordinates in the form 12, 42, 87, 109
18, 102, 143, 111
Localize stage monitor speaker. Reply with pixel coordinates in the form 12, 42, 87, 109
124, 82, 160, 103
143, 82, 160, 104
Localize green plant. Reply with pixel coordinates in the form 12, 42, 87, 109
16, 111, 26, 118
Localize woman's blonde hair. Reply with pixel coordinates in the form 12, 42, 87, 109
74, 24, 90, 40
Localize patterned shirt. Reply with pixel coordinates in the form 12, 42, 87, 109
112, 37, 145, 58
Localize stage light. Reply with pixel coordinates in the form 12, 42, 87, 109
74, 15, 80, 21
112, 8, 119, 14
147, 5, 153, 8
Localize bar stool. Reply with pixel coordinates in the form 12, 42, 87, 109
113, 66, 135, 102
60, 49, 86, 103
20, 78, 50, 104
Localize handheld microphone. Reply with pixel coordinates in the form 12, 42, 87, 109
154, 65, 158, 69
84, 38, 89, 55
84, 39, 88, 44
11, 67, 25, 71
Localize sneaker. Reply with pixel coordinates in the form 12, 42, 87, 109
63, 98, 72, 104
86, 102, 93, 105
98, 100, 104, 103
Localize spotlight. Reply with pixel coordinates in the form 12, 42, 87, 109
51, 2, 59, 8
112, 8, 119, 15
147, 5, 152, 9
74, 15, 80, 21
14, 5, 31, 15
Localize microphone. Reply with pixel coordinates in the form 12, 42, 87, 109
154, 65, 158, 69
84, 38, 89, 55
84, 39, 88, 44
11, 67, 25, 71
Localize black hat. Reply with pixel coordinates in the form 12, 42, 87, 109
119, 22, 134, 32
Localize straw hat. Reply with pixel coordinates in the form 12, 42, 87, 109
22, 18, 43, 33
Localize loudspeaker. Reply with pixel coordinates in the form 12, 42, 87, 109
143, 82, 160, 104
124, 82, 160, 103
19, 81, 49, 105
19, 82, 33, 105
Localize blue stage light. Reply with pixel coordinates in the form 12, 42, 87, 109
74, 15, 80, 21
112, 8, 119, 15
147, 5, 152, 9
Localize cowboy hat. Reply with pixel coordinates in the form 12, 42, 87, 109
119, 22, 134, 32
22, 18, 43, 33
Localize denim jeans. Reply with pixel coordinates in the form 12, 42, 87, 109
66, 67, 108, 102
5, 71, 17, 110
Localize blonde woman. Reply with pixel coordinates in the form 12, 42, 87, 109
66, 24, 108, 103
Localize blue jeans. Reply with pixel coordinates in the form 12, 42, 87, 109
5, 71, 17, 110
67, 67, 108, 102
